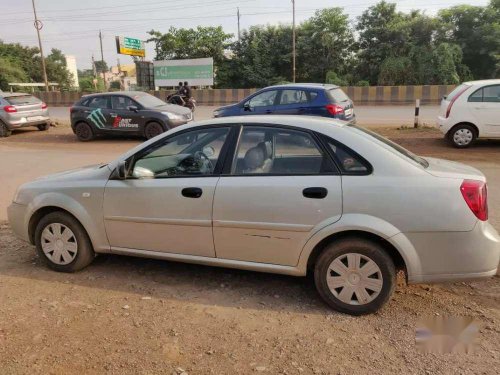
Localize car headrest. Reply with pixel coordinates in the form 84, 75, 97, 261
244, 146, 266, 170
257, 141, 272, 159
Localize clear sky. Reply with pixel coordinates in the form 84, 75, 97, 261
0, 0, 490, 70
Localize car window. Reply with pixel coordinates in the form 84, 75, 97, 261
326, 141, 369, 173
134, 94, 167, 108
88, 96, 110, 109
482, 85, 500, 103
247, 90, 278, 108
232, 126, 332, 175
131, 127, 229, 178
327, 88, 350, 103
279, 89, 312, 105
111, 96, 136, 110
468, 89, 483, 102
4, 95, 41, 105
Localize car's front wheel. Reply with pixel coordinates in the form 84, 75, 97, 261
144, 121, 165, 139
448, 124, 477, 148
314, 238, 396, 315
34, 211, 95, 272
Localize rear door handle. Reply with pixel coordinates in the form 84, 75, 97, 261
303, 187, 328, 199
182, 187, 203, 198
110, 112, 118, 118
265, 110, 273, 114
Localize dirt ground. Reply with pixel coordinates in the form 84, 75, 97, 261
0, 125, 499, 374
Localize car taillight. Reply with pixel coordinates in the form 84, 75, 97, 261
325, 104, 344, 116
460, 179, 488, 221
41, 102, 48, 109
445, 86, 469, 118
3, 105, 17, 113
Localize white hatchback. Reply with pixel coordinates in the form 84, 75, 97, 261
438, 79, 500, 147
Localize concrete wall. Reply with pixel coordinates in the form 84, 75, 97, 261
35, 85, 456, 106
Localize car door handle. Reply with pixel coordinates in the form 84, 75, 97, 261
182, 187, 203, 198
265, 109, 273, 114
110, 112, 118, 117
303, 187, 328, 199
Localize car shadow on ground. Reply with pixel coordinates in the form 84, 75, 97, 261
0, 231, 343, 315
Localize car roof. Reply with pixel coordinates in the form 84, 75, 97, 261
191, 115, 348, 129
262, 83, 340, 90
81, 91, 149, 99
463, 79, 500, 86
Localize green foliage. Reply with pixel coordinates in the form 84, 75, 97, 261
355, 80, 370, 86
109, 81, 121, 90
325, 71, 348, 86
94, 60, 108, 74
46, 49, 74, 89
0, 57, 28, 91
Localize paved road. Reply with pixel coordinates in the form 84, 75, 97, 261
49, 105, 441, 127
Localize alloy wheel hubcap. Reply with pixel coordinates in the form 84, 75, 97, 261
41, 223, 78, 265
326, 253, 383, 305
453, 129, 473, 145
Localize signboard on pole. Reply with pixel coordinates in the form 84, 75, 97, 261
115, 36, 145, 57
153, 58, 214, 86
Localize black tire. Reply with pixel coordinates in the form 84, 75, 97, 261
34, 211, 95, 272
447, 124, 477, 148
144, 121, 165, 140
37, 123, 50, 131
74, 122, 94, 142
0, 121, 12, 137
314, 238, 396, 315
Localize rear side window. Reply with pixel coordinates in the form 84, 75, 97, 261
279, 89, 317, 105
88, 96, 110, 109
325, 139, 370, 174
4, 95, 40, 105
111, 96, 136, 110
326, 88, 350, 103
483, 85, 500, 102
468, 89, 483, 102
447, 84, 470, 101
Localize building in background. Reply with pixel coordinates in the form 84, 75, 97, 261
101, 63, 137, 90
65, 55, 79, 89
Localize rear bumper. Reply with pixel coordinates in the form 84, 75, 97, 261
437, 116, 453, 135
404, 221, 500, 284
6, 116, 50, 129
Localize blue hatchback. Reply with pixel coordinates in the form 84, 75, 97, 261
213, 83, 355, 122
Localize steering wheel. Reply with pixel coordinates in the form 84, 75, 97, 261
194, 151, 214, 174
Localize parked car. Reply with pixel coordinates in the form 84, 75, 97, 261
8, 116, 499, 315
213, 84, 355, 122
0, 92, 50, 137
70, 91, 193, 141
438, 79, 500, 148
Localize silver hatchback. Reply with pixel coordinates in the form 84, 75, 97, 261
7, 116, 500, 315
0, 92, 50, 137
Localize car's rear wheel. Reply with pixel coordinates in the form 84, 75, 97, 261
74, 122, 94, 142
37, 123, 50, 131
34, 211, 95, 272
0, 121, 12, 137
314, 238, 396, 315
448, 124, 476, 148
144, 121, 165, 139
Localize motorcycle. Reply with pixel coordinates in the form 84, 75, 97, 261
166, 94, 196, 112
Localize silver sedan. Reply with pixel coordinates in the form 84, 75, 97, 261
7, 116, 500, 315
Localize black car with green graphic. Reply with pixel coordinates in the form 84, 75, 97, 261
70, 91, 193, 141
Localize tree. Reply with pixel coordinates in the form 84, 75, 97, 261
148, 26, 232, 66
0, 57, 28, 91
438, 1, 500, 79
94, 60, 108, 74
45, 48, 74, 89
298, 8, 354, 83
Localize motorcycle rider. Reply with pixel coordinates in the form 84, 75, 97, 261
182, 81, 192, 99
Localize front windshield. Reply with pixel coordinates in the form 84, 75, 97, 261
348, 125, 429, 168
134, 94, 167, 108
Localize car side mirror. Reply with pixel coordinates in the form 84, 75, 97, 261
243, 103, 251, 111
128, 105, 138, 112
117, 160, 127, 179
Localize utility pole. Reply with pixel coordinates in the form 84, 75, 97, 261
237, 7, 241, 42
91, 54, 98, 90
292, 0, 296, 83
31, 0, 49, 91
99, 30, 107, 89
